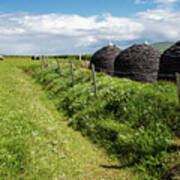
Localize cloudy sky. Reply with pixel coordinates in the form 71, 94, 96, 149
0, 0, 180, 55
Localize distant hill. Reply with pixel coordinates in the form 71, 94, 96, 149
151, 42, 174, 51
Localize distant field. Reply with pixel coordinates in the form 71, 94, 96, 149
151, 42, 174, 51
3, 54, 92, 61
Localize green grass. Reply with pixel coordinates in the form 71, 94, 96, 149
25, 59, 180, 180
0, 57, 136, 180
151, 42, 174, 51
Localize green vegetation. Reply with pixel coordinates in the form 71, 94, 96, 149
151, 42, 174, 51
0, 57, 135, 180
25, 60, 180, 180
4, 54, 92, 61
1, 57, 179, 180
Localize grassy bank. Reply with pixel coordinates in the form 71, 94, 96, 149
26, 61, 180, 180
0, 58, 135, 180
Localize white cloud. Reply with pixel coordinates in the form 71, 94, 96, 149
135, 0, 148, 4
154, 0, 179, 3
136, 8, 180, 41
135, 0, 180, 4
0, 8, 180, 55
0, 13, 143, 54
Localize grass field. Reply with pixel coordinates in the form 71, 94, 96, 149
0, 57, 180, 180
0, 57, 137, 180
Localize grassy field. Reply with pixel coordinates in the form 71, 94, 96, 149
0, 57, 137, 180
26, 58, 180, 180
1, 57, 180, 180
151, 42, 174, 51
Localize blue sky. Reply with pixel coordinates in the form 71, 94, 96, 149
0, 0, 156, 16
0, 0, 179, 54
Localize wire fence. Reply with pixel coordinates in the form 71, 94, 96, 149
39, 56, 180, 106
90, 66, 177, 78
36, 55, 177, 78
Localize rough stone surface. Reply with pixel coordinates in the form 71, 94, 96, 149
32, 56, 40, 60
158, 41, 180, 81
114, 44, 161, 83
90, 46, 121, 75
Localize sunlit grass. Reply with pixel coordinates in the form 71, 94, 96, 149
0, 57, 135, 180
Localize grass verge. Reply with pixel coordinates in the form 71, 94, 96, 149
25, 60, 180, 180
0, 58, 135, 180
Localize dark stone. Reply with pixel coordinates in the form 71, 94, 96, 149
90, 46, 121, 76
114, 44, 161, 83
32, 56, 40, 60
31, 56, 35, 60
158, 41, 180, 81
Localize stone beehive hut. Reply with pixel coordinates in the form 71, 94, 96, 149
0, 55, 4, 60
114, 44, 161, 83
32, 56, 40, 60
32, 56, 35, 60
158, 41, 180, 81
90, 46, 121, 75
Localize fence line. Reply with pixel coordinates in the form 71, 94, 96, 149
91, 64, 97, 98
39, 59, 180, 102
45, 56, 49, 67
40, 56, 45, 69
90, 66, 177, 78
56, 59, 61, 74
176, 73, 180, 106
70, 60, 74, 86
38, 57, 178, 78
54, 60, 177, 77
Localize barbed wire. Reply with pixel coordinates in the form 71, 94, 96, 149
88, 66, 177, 78
41, 58, 179, 79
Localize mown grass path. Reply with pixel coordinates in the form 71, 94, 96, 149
0, 58, 135, 180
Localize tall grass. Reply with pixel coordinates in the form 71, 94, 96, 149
27, 63, 180, 180
1, 58, 133, 180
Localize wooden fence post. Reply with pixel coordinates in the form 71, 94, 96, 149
92, 64, 97, 98
79, 53, 82, 61
70, 60, 74, 86
176, 73, 180, 106
46, 56, 48, 67
56, 59, 61, 74
41, 55, 45, 69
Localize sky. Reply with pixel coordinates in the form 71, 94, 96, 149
0, 0, 180, 55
